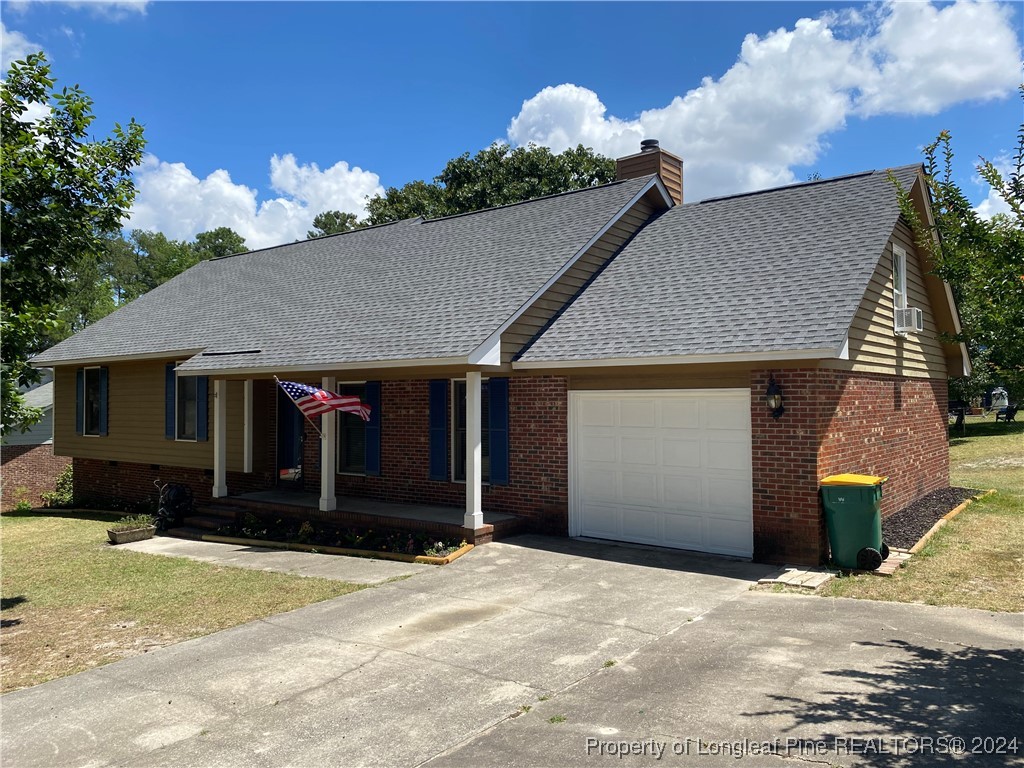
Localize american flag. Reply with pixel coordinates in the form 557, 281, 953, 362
277, 380, 371, 421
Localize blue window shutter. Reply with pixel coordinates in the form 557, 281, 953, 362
196, 376, 209, 441
488, 378, 509, 486
164, 363, 176, 439
75, 368, 84, 435
98, 367, 109, 436
428, 380, 448, 481
364, 381, 381, 476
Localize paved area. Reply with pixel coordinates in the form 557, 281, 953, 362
118, 536, 428, 583
2, 535, 1021, 768
757, 565, 835, 589
237, 490, 518, 524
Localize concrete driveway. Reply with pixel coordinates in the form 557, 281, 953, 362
2, 535, 1020, 768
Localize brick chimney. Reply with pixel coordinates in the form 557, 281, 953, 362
616, 139, 683, 205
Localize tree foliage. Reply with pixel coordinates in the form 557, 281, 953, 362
307, 210, 362, 239
895, 91, 1024, 399
364, 143, 616, 225
1, 52, 145, 434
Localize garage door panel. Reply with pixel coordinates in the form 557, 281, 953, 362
573, 390, 752, 558
581, 435, 617, 463
620, 436, 656, 465
621, 471, 659, 503
662, 438, 701, 468
661, 399, 700, 428
620, 399, 656, 427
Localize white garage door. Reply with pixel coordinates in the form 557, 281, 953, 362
570, 390, 753, 558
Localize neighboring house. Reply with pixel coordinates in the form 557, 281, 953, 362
31, 142, 968, 565
1, 378, 72, 510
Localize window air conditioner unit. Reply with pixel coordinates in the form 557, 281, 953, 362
894, 307, 924, 334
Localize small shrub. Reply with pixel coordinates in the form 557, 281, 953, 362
108, 513, 156, 533
296, 521, 315, 544
40, 465, 73, 508
14, 499, 33, 512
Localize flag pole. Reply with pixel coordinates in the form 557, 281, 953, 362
274, 376, 324, 439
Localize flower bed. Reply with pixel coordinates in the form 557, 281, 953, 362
218, 512, 465, 559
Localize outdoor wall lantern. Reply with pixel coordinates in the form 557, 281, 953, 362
766, 375, 785, 419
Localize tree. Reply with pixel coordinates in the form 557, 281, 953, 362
1, 52, 145, 434
365, 143, 616, 225
307, 210, 362, 239
895, 93, 1024, 399
192, 226, 247, 261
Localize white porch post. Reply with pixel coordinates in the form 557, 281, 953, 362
242, 379, 253, 473
212, 379, 228, 497
320, 375, 337, 512
464, 370, 484, 530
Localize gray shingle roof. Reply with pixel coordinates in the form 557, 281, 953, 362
33, 176, 656, 370
517, 166, 922, 363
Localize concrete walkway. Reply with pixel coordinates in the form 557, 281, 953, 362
118, 536, 428, 583
2, 535, 1020, 767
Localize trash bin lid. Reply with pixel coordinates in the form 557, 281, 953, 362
821, 473, 888, 486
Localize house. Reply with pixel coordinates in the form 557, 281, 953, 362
31, 142, 969, 564
1, 376, 71, 510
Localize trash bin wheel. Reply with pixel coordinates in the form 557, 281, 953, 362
880, 542, 890, 561
856, 547, 883, 571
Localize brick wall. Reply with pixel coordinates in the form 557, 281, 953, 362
751, 368, 948, 565
302, 377, 570, 532
1, 444, 71, 510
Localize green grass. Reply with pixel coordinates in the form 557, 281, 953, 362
0, 510, 365, 692
821, 419, 1023, 611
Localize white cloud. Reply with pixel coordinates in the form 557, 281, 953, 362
974, 156, 1016, 220
508, 0, 1021, 201
127, 154, 385, 250
5, 0, 148, 20
1, 21, 43, 69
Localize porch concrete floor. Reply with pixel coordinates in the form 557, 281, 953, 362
232, 490, 517, 527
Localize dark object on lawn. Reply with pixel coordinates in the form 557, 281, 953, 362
154, 480, 193, 531
856, 545, 890, 571
995, 404, 1018, 423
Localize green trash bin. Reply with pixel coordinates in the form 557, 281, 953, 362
820, 474, 889, 570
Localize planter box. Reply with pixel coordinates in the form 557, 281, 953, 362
107, 526, 157, 545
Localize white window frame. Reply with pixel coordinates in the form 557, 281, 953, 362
892, 244, 908, 311
82, 366, 102, 437
174, 361, 199, 442
336, 380, 368, 476
451, 377, 490, 485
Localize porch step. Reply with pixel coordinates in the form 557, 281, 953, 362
183, 514, 233, 531
193, 503, 247, 521
163, 526, 208, 541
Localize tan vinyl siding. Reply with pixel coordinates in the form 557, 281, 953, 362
53, 360, 250, 471
823, 223, 948, 380
500, 194, 660, 364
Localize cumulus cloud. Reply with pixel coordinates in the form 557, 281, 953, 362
5, 0, 149, 20
127, 154, 385, 250
508, 0, 1021, 201
1, 21, 43, 69
974, 157, 1016, 220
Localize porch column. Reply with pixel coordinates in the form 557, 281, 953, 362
464, 370, 484, 530
242, 379, 253, 473
320, 375, 337, 511
212, 379, 228, 497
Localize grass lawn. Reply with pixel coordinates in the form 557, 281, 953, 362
821, 417, 1024, 612
0, 510, 365, 693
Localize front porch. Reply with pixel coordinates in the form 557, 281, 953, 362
187, 490, 526, 545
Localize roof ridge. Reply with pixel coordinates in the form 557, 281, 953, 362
208, 217, 417, 262
418, 174, 657, 224
695, 164, 922, 205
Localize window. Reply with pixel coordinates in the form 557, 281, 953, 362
452, 379, 489, 482
892, 245, 907, 310
338, 383, 367, 474
176, 373, 199, 441
83, 367, 102, 436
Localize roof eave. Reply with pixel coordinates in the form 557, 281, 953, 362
512, 347, 839, 370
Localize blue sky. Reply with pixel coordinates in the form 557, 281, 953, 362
2, 1, 1021, 248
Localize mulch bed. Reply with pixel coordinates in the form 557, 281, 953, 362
882, 487, 982, 550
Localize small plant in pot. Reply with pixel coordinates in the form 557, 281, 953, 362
107, 514, 157, 545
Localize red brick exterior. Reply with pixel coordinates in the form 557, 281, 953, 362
1, 444, 71, 510
751, 368, 948, 564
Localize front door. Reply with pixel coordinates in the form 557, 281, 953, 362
277, 388, 306, 488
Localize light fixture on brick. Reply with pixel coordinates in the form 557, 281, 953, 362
766, 375, 785, 420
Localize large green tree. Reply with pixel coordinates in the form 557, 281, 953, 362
1, 53, 145, 434
192, 226, 247, 261
897, 95, 1024, 400
364, 143, 616, 225
307, 210, 362, 239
